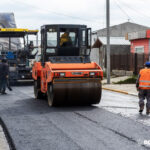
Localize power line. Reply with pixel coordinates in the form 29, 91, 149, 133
117, 0, 150, 20
113, 0, 134, 22
11, 0, 103, 25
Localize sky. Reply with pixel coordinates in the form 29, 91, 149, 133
1, 0, 150, 31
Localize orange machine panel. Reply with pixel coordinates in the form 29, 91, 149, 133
39, 62, 103, 93
32, 62, 42, 80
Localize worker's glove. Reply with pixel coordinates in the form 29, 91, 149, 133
136, 87, 139, 91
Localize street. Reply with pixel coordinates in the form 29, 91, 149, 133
0, 86, 150, 150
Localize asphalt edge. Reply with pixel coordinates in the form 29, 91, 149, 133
0, 117, 16, 150
102, 87, 138, 97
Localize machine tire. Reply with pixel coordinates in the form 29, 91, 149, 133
34, 80, 43, 99
47, 84, 54, 107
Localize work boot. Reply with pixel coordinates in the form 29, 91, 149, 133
139, 105, 144, 114
1, 91, 7, 95
8, 87, 12, 91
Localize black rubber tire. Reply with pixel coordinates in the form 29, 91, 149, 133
47, 84, 54, 106
34, 80, 43, 99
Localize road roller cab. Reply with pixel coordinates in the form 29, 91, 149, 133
32, 24, 103, 106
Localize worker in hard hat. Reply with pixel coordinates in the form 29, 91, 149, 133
60, 32, 72, 47
136, 62, 150, 115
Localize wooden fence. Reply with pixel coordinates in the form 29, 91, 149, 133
105, 53, 149, 75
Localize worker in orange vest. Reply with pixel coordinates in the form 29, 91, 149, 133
136, 62, 150, 115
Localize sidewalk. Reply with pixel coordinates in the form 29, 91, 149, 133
102, 76, 138, 96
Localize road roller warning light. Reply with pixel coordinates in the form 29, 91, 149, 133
32, 24, 103, 106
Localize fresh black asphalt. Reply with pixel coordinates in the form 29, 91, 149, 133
0, 86, 150, 150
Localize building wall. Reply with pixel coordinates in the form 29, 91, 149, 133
131, 39, 149, 54
90, 48, 100, 65
90, 47, 106, 70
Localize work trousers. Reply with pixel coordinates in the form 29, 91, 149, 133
0, 78, 7, 93
139, 89, 150, 109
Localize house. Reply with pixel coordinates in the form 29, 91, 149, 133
126, 29, 150, 73
93, 22, 149, 38
91, 22, 150, 74
126, 29, 150, 55
91, 37, 130, 70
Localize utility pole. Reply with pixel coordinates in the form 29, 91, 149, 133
106, 0, 110, 84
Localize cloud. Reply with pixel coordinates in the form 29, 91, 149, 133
1, 0, 150, 31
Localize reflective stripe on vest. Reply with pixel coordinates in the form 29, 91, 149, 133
139, 80, 150, 83
139, 85, 150, 87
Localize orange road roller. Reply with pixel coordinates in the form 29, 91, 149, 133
32, 24, 103, 106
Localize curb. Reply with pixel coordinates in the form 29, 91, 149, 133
102, 87, 138, 97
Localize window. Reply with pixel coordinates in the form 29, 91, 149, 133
135, 46, 144, 53
47, 29, 57, 47
86, 49, 90, 55
69, 32, 78, 47
60, 28, 78, 47
46, 48, 55, 54
80, 48, 86, 55
82, 30, 86, 46
88, 29, 91, 47
31, 48, 38, 55
35, 54, 41, 62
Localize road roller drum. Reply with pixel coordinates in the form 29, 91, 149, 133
47, 78, 102, 106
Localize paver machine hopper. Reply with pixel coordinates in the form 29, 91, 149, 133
32, 24, 103, 106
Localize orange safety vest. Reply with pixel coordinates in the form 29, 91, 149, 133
139, 68, 150, 89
